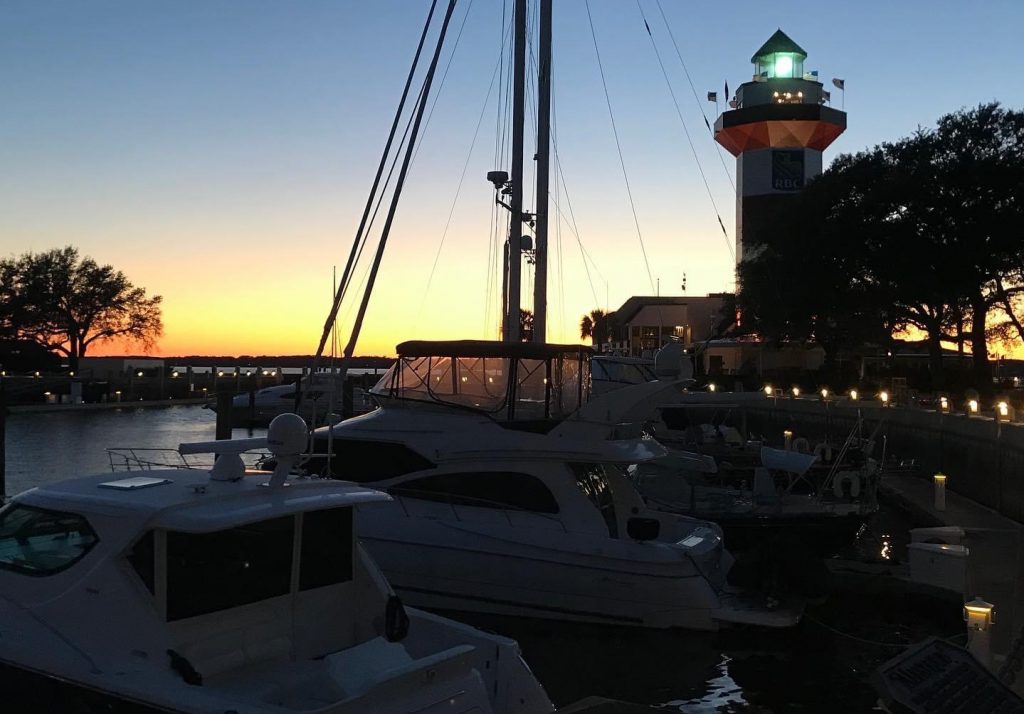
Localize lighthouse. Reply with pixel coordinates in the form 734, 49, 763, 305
714, 29, 846, 263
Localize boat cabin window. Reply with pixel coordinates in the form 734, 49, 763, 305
372, 344, 591, 422
569, 464, 619, 537
127, 530, 155, 594
0, 504, 98, 576
321, 438, 436, 481
167, 516, 294, 621
300, 507, 354, 591
389, 472, 560, 514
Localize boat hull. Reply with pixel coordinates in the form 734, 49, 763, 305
357, 506, 762, 632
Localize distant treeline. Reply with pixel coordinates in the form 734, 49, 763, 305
151, 355, 395, 369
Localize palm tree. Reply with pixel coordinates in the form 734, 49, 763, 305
579, 309, 608, 348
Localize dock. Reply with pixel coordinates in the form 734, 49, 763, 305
881, 474, 1024, 692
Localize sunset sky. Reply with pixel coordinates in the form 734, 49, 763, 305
4, 1, 1024, 357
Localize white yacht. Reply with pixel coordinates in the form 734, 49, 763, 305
211, 372, 349, 426
0, 414, 552, 714
306, 341, 801, 631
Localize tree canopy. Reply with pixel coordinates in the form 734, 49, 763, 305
0, 247, 163, 370
738, 102, 1024, 388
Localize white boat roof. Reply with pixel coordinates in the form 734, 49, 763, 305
17, 469, 390, 533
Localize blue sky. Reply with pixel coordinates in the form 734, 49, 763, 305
2, 1, 1022, 354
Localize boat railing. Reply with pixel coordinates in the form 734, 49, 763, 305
388, 489, 568, 533
107, 447, 211, 472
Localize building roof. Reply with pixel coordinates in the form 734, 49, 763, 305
396, 340, 592, 360
610, 295, 726, 326
751, 29, 807, 63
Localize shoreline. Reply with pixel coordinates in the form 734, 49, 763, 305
8, 398, 209, 413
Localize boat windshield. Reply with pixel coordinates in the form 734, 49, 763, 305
371, 343, 590, 422
592, 359, 656, 385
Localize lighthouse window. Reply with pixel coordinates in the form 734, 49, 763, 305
0, 504, 98, 576
166, 516, 294, 621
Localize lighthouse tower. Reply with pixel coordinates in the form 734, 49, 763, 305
714, 29, 846, 263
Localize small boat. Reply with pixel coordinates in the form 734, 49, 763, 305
0, 414, 553, 713
304, 340, 801, 631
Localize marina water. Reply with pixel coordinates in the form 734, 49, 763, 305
6, 405, 961, 712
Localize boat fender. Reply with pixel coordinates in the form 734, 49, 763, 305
832, 471, 861, 499
792, 437, 811, 454
813, 442, 833, 462
167, 649, 203, 686
385, 595, 410, 642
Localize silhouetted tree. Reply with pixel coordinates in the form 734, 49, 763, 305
579, 309, 609, 349
1, 247, 163, 370
519, 309, 533, 342
740, 102, 1024, 387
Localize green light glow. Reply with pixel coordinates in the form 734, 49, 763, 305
774, 54, 793, 77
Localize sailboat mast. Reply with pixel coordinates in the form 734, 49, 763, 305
503, 0, 527, 342
532, 0, 551, 343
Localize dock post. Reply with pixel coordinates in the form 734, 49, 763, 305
215, 387, 233, 442
965, 598, 995, 669
248, 386, 256, 427
934, 472, 947, 511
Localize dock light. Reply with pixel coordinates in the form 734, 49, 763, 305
792, 386, 800, 397
820, 388, 829, 400
968, 399, 979, 415
262, 370, 270, 376
783, 429, 794, 450
964, 597, 996, 668
461, 376, 468, 383
708, 383, 717, 392
880, 391, 889, 405
764, 385, 773, 396
0, 371, 5, 377
201, 387, 208, 393
43, 391, 50, 396
998, 401, 1010, 418
137, 371, 144, 377
940, 396, 950, 413
849, 389, 858, 401
34, 371, 40, 378
171, 371, 179, 378
69, 371, 74, 377
245, 371, 252, 377
934, 472, 947, 511
217, 371, 224, 377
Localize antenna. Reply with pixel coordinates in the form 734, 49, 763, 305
178, 413, 308, 485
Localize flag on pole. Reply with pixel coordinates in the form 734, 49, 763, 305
707, 91, 717, 102
822, 89, 831, 102
832, 77, 845, 90
724, 80, 730, 98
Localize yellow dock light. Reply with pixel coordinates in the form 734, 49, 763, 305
136, 371, 143, 377
171, 371, 179, 378
968, 399, 979, 415
820, 388, 829, 400
201, 387, 208, 393
879, 391, 889, 405
708, 383, 717, 392
791, 386, 800, 397
783, 429, 794, 449
764, 385, 773, 396
998, 401, 1009, 418
849, 389, 858, 401
69, 371, 75, 377
939, 396, 950, 413
34, 371, 40, 378
964, 597, 996, 667
217, 371, 224, 377
245, 371, 252, 377
933, 472, 947, 511
43, 391, 51, 396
